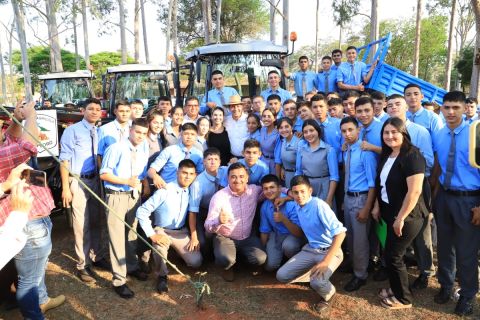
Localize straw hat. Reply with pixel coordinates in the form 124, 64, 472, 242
224, 95, 244, 106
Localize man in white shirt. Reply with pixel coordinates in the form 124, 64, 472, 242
224, 95, 249, 158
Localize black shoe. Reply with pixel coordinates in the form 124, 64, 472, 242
338, 263, 353, 274
434, 287, 452, 304
128, 269, 148, 281
77, 267, 97, 283
138, 260, 151, 274
92, 259, 111, 271
454, 296, 474, 316
114, 284, 134, 299
344, 276, 366, 292
157, 276, 168, 293
412, 273, 429, 290
373, 266, 388, 282
312, 294, 334, 313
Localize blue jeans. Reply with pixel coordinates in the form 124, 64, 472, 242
14, 217, 52, 320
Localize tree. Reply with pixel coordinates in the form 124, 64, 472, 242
0, 34, 7, 103
444, 0, 456, 90
118, 0, 127, 64
72, 0, 80, 70
11, 46, 86, 89
201, 0, 213, 44
44, 0, 63, 72
413, 0, 423, 77
470, 0, 480, 98
81, 0, 90, 66
11, 0, 33, 101
158, 0, 269, 50
331, 0, 361, 47
456, 45, 473, 90
134, 0, 140, 62
140, 0, 149, 63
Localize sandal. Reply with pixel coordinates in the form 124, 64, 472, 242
380, 296, 412, 310
378, 288, 394, 299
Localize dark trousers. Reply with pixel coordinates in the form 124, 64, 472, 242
435, 188, 480, 299
213, 234, 267, 270
383, 212, 424, 305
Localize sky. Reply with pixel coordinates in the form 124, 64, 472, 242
0, 0, 420, 67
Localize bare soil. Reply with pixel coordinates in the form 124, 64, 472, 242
0, 213, 478, 320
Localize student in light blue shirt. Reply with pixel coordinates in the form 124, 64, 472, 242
282, 99, 303, 133
465, 97, 478, 124
200, 70, 239, 115
404, 83, 443, 136
99, 119, 150, 297
98, 100, 132, 158
237, 139, 269, 185
274, 118, 302, 188
337, 46, 376, 93
433, 91, 480, 316
261, 70, 292, 104
283, 55, 317, 100
259, 175, 303, 271
148, 123, 204, 188
340, 116, 377, 292
136, 159, 202, 294
371, 91, 389, 123
188, 148, 228, 256
311, 94, 342, 156
354, 96, 383, 155
315, 56, 338, 95
277, 175, 346, 312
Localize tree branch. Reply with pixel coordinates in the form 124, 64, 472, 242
264, 0, 286, 20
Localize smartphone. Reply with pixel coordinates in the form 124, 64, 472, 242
21, 169, 47, 188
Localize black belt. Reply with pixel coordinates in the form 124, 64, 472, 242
71, 172, 97, 179
284, 168, 295, 172
346, 191, 368, 197
305, 174, 329, 179
105, 189, 132, 195
263, 154, 274, 159
441, 185, 480, 197
316, 246, 330, 251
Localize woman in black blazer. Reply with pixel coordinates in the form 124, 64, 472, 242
373, 117, 429, 309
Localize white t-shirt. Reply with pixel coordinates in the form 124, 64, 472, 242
0, 211, 28, 270
380, 157, 397, 204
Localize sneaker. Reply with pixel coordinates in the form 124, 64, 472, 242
312, 294, 335, 313
454, 296, 474, 316
40, 295, 66, 313
77, 267, 97, 283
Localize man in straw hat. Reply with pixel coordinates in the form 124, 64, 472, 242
224, 95, 249, 159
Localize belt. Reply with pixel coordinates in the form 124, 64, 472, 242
71, 172, 97, 179
305, 174, 329, 179
316, 246, 330, 251
441, 185, 480, 197
105, 189, 133, 195
263, 154, 274, 159
284, 168, 295, 172
346, 191, 368, 197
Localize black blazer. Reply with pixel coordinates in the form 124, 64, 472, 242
375, 147, 429, 223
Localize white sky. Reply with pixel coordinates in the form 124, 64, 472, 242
0, 0, 419, 66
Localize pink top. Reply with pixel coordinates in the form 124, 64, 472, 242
205, 185, 263, 240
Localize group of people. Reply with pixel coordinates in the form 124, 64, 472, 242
0, 48, 480, 319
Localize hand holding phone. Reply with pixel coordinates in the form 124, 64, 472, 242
21, 169, 47, 188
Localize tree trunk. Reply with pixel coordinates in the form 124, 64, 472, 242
118, 0, 127, 64
206, 0, 212, 43
444, 0, 457, 90
8, 22, 15, 99
282, 0, 289, 74
165, 0, 173, 62
412, 0, 422, 77
315, 0, 319, 72
470, 0, 480, 98
339, 27, 342, 48
11, 0, 33, 101
202, 0, 213, 44
0, 35, 7, 103
134, 0, 140, 62
81, 0, 90, 67
172, 0, 178, 53
45, 0, 63, 72
72, 1, 80, 70
140, 0, 149, 63
370, 0, 379, 62
269, 1, 275, 42
215, 0, 221, 43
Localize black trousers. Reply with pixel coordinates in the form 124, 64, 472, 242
383, 208, 424, 305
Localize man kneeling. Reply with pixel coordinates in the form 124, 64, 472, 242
276, 175, 346, 313
260, 174, 304, 271
136, 159, 203, 293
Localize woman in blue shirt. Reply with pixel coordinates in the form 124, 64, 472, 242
295, 119, 339, 207
146, 110, 167, 163
164, 106, 184, 146
260, 107, 280, 174
247, 113, 261, 141
275, 117, 301, 188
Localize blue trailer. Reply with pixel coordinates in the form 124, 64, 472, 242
357, 33, 447, 105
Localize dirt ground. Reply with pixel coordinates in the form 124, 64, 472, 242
0, 213, 478, 320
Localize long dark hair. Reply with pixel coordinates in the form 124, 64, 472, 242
302, 119, 324, 141
380, 117, 414, 162
146, 110, 167, 149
